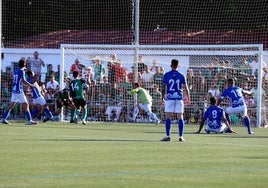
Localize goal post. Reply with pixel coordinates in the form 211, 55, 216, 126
61, 44, 265, 127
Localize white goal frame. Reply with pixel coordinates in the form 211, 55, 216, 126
61, 44, 264, 127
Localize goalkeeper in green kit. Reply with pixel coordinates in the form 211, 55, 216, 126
130, 83, 160, 124
69, 71, 88, 125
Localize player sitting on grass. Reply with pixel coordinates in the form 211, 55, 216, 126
196, 97, 236, 134
26, 70, 55, 122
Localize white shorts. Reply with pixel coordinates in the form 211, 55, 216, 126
225, 105, 247, 118
32, 96, 46, 106
11, 93, 28, 104
138, 102, 152, 113
165, 100, 184, 113
206, 123, 227, 133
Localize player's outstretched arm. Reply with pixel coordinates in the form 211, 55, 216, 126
195, 118, 205, 133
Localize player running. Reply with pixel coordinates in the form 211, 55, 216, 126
130, 82, 160, 124
161, 59, 191, 142
69, 71, 88, 125
1, 59, 38, 125
196, 97, 236, 134
217, 78, 254, 134
26, 70, 55, 122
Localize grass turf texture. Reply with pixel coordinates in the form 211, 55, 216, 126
0, 122, 267, 188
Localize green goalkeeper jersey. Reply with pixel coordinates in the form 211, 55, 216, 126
69, 78, 86, 100
130, 87, 152, 104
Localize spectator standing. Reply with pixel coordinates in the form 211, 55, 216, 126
1, 59, 38, 125
211, 57, 220, 76
70, 59, 83, 77
217, 78, 254, 134
161, 59, 191, 142
100, 76, 112, 100
45, 64, 55, 83
150, 59, 159, 73
82, 66, 94, 85
250, 53, 267, 77
114, 60, 128, 83
92, 56, 106, 83
242, 56, 252, 80
127, 66, 142, 85
193, 70, 204, 92
107, 54, 117, 85
137, 55, 146, 74
186, 68, 195, 91
55, 65, 61, 83
153, 66, 164, 89
141, 65, 154, 90
26, 51, 45, 77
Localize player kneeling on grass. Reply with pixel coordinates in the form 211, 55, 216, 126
26, 70, 55, 122
130, 83, 160, 125
196, 97, 236, 134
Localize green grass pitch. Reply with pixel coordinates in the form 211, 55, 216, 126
0, 122, 267, 188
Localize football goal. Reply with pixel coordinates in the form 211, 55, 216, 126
61, 44, 266, 127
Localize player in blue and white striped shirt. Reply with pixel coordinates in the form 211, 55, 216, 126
217, 78, 254, 134
1, 59, 38, 125
26, 70, 54, 122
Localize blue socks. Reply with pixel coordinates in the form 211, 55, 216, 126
244, 116, 252, 133
165, 119, 184, 137
44, 107, 53, 118
31, 109, 39, 117
165, 118, 171, 137
178, 119, 184, 137
25, 111, 32, 121
3, 110, 10, 120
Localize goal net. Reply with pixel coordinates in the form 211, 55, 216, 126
61, 44, 266, 127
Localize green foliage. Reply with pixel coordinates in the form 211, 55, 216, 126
0, 122, 267, 188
